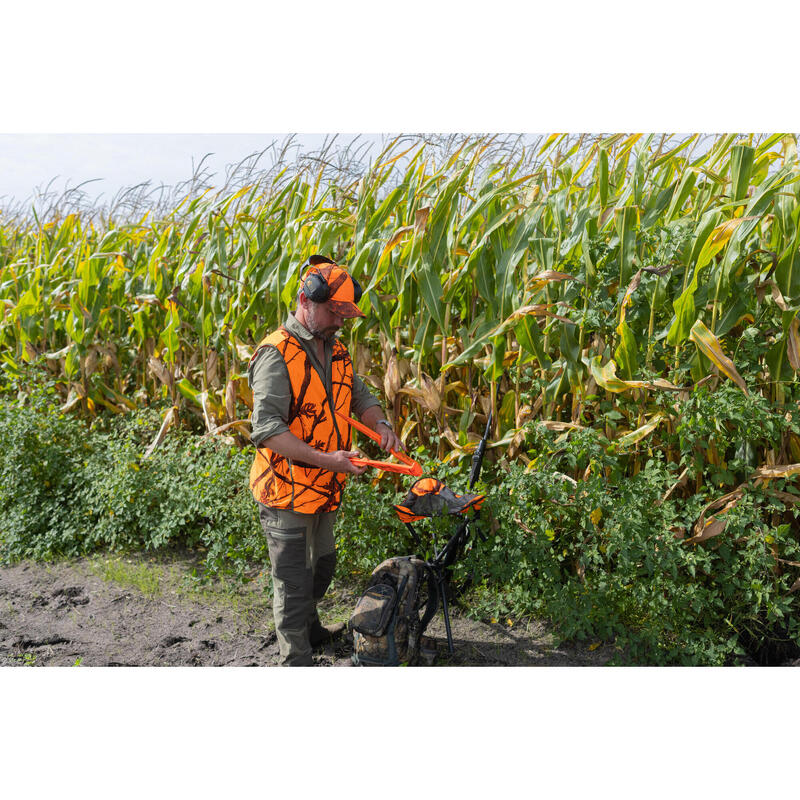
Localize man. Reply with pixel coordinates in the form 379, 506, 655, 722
248, 254, 403, 666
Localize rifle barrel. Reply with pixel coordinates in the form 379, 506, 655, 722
468, 412, 493, 490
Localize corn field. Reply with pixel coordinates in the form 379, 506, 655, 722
3, 133, 800, 514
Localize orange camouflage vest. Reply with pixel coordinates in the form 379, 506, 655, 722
249, 327, 354, 513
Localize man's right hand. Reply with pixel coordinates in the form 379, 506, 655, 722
326, 450, 368, 475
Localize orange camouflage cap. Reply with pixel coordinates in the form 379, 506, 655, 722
300, 255, 365, 318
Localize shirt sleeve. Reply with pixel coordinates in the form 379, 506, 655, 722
247, 345, 292, 447
351, 373, 382, 419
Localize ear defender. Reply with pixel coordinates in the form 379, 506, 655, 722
300, 254, 363, 305
351, 275, 363, 303
302, 270, 331, 303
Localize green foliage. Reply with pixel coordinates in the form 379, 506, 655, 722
3, 395, 800, 665
0, 394, 264, 580
673, 384, 796, 486
465, 457, 800, 665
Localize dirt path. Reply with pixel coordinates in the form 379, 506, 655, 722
0, 553, 614, 667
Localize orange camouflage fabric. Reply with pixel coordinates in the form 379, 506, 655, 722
249, 327, 353, 513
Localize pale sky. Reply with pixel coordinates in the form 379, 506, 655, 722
0, 133, 379, 206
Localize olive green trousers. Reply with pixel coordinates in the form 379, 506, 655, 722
257, 503, 338, 666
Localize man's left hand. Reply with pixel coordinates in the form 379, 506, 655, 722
378, 423, 404, 454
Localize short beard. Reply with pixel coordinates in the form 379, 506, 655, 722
310, 325, 338, 341
305, 305, 340, 341
306, 316, 339, 341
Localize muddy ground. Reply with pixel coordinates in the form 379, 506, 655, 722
0, 551, 616, 667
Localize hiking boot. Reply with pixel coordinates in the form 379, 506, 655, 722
309, 621, 346, 648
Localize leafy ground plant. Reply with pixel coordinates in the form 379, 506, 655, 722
3, 395, 800, 664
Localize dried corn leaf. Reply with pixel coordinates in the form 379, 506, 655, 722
660, 467, 690, 505
384, 351, 402, 405
147, 356, 172, 386
60, 384, 85, 413
618, 269, 644, 328
770, 281, 789, 312
684, 487, 745, 545
355, 343, 372, 376
225, 379, 237, 421
539, 420, 584, 432
787, 318, 800, 371
237, 379, 253, 411
198, 390, 225, 434
206, 349, 219, 388
397, 375, 441, 415
144, 406, 177, 459
414, 207, 430, 234
688, 517, 729, 543
752, 463, 800, 480
529, 271, 582, 292
203, 419, 251, 438
399, 418, 417, 445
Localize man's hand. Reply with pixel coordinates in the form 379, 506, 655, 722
325, 450, 368, 475
377, 424, 404, 454
261, 432, 367, 475
359, 406, 405, 454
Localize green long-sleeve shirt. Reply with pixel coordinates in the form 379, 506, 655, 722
247, 313, 381, 447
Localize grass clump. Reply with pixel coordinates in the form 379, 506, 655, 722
91, 557, 162, 599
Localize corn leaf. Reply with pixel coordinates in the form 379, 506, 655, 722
689, 319, 748, 393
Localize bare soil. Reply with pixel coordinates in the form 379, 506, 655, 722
0, 552, 615, 667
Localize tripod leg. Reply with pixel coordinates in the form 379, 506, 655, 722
438, 576, 455, 655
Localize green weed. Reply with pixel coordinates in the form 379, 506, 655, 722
92, 557, 162, 598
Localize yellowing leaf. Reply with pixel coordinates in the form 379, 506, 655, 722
588, 642, 601, 651
689, 320, 748, 393
381, 225, 415, 258
695, 217, 751, 270
616, 414, 665, 449
590, 356, 680, 394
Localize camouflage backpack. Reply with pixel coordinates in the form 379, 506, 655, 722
349, 556, 438, 666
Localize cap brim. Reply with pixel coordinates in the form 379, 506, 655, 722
328, 300, 366, 318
